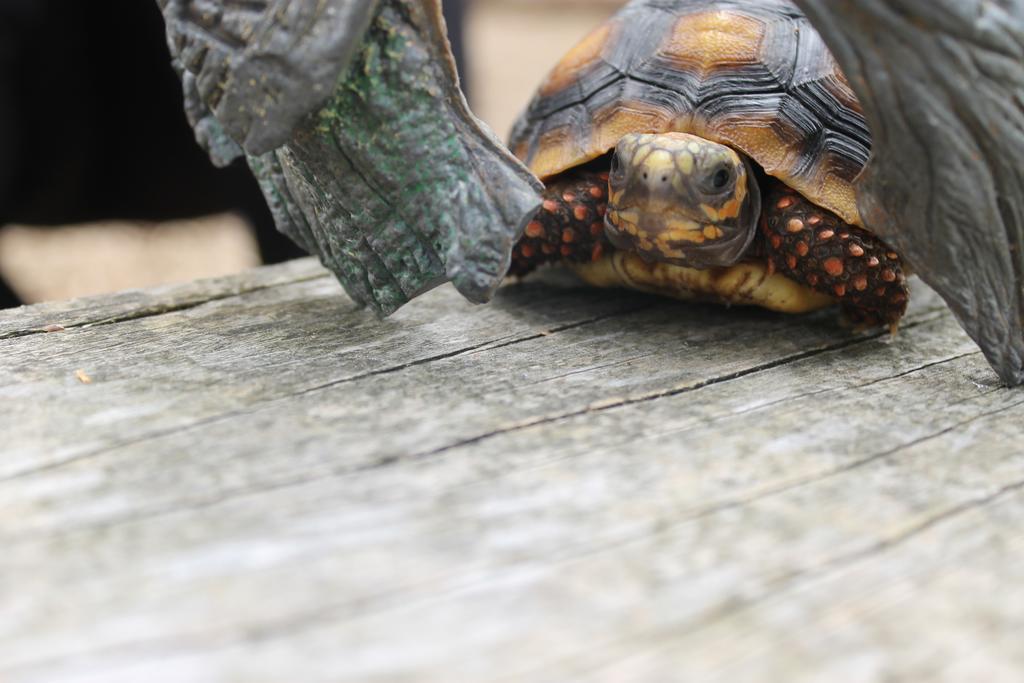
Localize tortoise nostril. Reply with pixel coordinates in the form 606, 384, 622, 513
661, 176, 668, 183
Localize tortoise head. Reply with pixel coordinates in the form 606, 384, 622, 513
605, 133, 761, 269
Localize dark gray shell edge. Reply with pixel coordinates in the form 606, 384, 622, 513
795, 0, 1024, 386
158, 0, 380, 157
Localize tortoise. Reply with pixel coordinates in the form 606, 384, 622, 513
507, 0, 908, 329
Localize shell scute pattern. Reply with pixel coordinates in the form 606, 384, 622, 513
509, 0, 872, 226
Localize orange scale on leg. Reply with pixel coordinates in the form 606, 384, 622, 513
824, 257, 844, 277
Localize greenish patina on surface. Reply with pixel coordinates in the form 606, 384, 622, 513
248, 1, 540, 315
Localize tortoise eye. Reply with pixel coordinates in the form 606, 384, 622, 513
711, 168, 732, 190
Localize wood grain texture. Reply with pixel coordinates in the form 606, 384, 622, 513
2, 258, 1022, 683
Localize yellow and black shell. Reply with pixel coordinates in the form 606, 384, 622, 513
509, 0, 870, 227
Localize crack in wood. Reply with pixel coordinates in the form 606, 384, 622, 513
289, 303, 660, 400
0, 272, 329, 341
645, 342, 979, 440
415, 309, 950, 461
551, 468, 1024, 683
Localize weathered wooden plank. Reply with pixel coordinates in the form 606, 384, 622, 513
10, 354, 1018, 683
1, 263, 1021, 683
0, 258, 327, 339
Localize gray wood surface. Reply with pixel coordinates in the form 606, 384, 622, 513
2, 258, 1022, 683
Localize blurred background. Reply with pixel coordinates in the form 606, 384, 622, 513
0, 0, 623, 308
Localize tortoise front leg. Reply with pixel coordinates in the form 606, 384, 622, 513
761, 180, 909, 329
510, 168, 611, 277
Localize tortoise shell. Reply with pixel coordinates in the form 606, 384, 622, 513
509, 0, 870, 227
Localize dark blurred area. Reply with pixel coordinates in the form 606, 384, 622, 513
0, 0, 467, 308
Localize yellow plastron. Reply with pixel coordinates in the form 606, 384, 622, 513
573, 253, 834, 314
